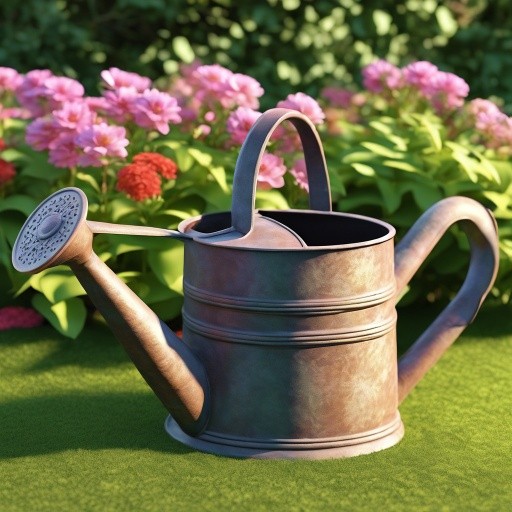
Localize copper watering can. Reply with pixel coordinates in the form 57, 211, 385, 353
12, 108, 499, 459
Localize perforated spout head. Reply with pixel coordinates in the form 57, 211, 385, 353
12, 188, 93, 273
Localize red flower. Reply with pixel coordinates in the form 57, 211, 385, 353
0, 306, 44, 330
116, 162, 162, 201
0, 158, 16, 185
0, 138, 6, 151
133, 152, 178, 179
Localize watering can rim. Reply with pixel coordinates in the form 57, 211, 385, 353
178, 208, 396, 252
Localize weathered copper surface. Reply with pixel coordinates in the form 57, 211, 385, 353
12, 108, 499, 459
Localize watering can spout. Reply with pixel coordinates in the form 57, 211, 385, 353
11, 188, 210, 436
70, 251, 210, 435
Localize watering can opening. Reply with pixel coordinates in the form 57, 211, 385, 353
180, 208, 395, 249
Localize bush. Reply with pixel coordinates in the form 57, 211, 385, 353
1, 59, 511, 338
2, 1, 512, 108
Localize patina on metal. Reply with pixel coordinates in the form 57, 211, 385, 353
12, 108, 499, 459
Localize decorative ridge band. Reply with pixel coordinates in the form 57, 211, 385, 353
182, 310, 397, 346
183, 281, 396, 314
198, 413, 402, 450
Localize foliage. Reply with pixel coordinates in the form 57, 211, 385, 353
1, 58, 512, 338
2, 1, 512, 108
0, 64, 313, 337
321, 60, 512, 304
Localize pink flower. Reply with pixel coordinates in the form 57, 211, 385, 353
193, 64, 246, 109
0, 306, 44, 330
257, 152, 287, 189
84, 96, 111, 112
16, 69, 54, 116
226, 107, 261, 145
425, 71, 469, 111
225, 73, 264, 109
0, 67, 23, 91
0, 106, 31, 120
321, 87, 356, 109
100, 67, 151, 92
52, 101, 95, 131
474, 110, 512, 148
204, 111, 216, 123
289, 158, 309, 192
194, 64, 233, 95
102, 86, 139, 123
48, 133, 80, 168
402, 61, 439, 94
277, 92, 325, 125
362, 60, 403, 93
44, 76, 84, 108
131, 89, 182, 134
468, 98, 501, 118
75, 122, 129, 167
25, 118, 61, 150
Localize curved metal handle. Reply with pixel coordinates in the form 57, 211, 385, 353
395, 196, 499, 403
231, 108, 332, 235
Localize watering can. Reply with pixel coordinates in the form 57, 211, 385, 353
12, 108, 499, 459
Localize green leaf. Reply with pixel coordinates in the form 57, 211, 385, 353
376, 179, 402, 214
0, 214, 25, 246
107, 197, 138, 222
436, 5, 458, 37
383, 160, 418, 173
361, 142, 403, 159
188, 147, 213, 167
147, 239, 184, 293
76, 171, 101, 192
158, 209, 195, 221
173, 146, 195, 172
151, 296, 184, 322
351, 163, 375, 176
172, 36, 195, 63
408, 184, 443, 210
199, 183, 232, 211
483, 191, 512, 219
129, 273, 182, 305
341, 151, 376, 164
255, 189, 289, 210
0, 195, 39, 215
35, 268, 86, 303
207, 165, 229, 192
1, 148, 27, 162
419, 117, 443, 151
32, 294, 87, 339
448, 148, 479, 182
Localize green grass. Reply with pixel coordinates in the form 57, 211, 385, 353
1, 304, 511, 511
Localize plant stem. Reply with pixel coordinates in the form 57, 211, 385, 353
69, 166, 77, 187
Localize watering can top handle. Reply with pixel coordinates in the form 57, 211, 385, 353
231, 108, 332, 235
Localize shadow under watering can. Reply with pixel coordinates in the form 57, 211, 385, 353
12, 108, 499, 459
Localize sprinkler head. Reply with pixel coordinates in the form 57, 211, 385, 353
12, 187, 93, 274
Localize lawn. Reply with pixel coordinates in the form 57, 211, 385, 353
1, 303, 511, 511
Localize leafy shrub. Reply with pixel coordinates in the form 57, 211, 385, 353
320, 59, 512, 304
0, 64, 312, 337
2, 1, 512, 108
1, 58, 511, 339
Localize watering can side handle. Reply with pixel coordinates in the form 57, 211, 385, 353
231, 108, 331, 235
394, 196, 499, 403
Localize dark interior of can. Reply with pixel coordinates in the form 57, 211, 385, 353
190, 210, 391, 246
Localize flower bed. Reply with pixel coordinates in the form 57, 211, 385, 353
1, 60, 511, 337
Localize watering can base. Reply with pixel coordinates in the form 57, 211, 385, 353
164, 414, 405, 460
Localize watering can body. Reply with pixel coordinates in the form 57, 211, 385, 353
174, 210, 402, 457
12, 109, 499, 459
